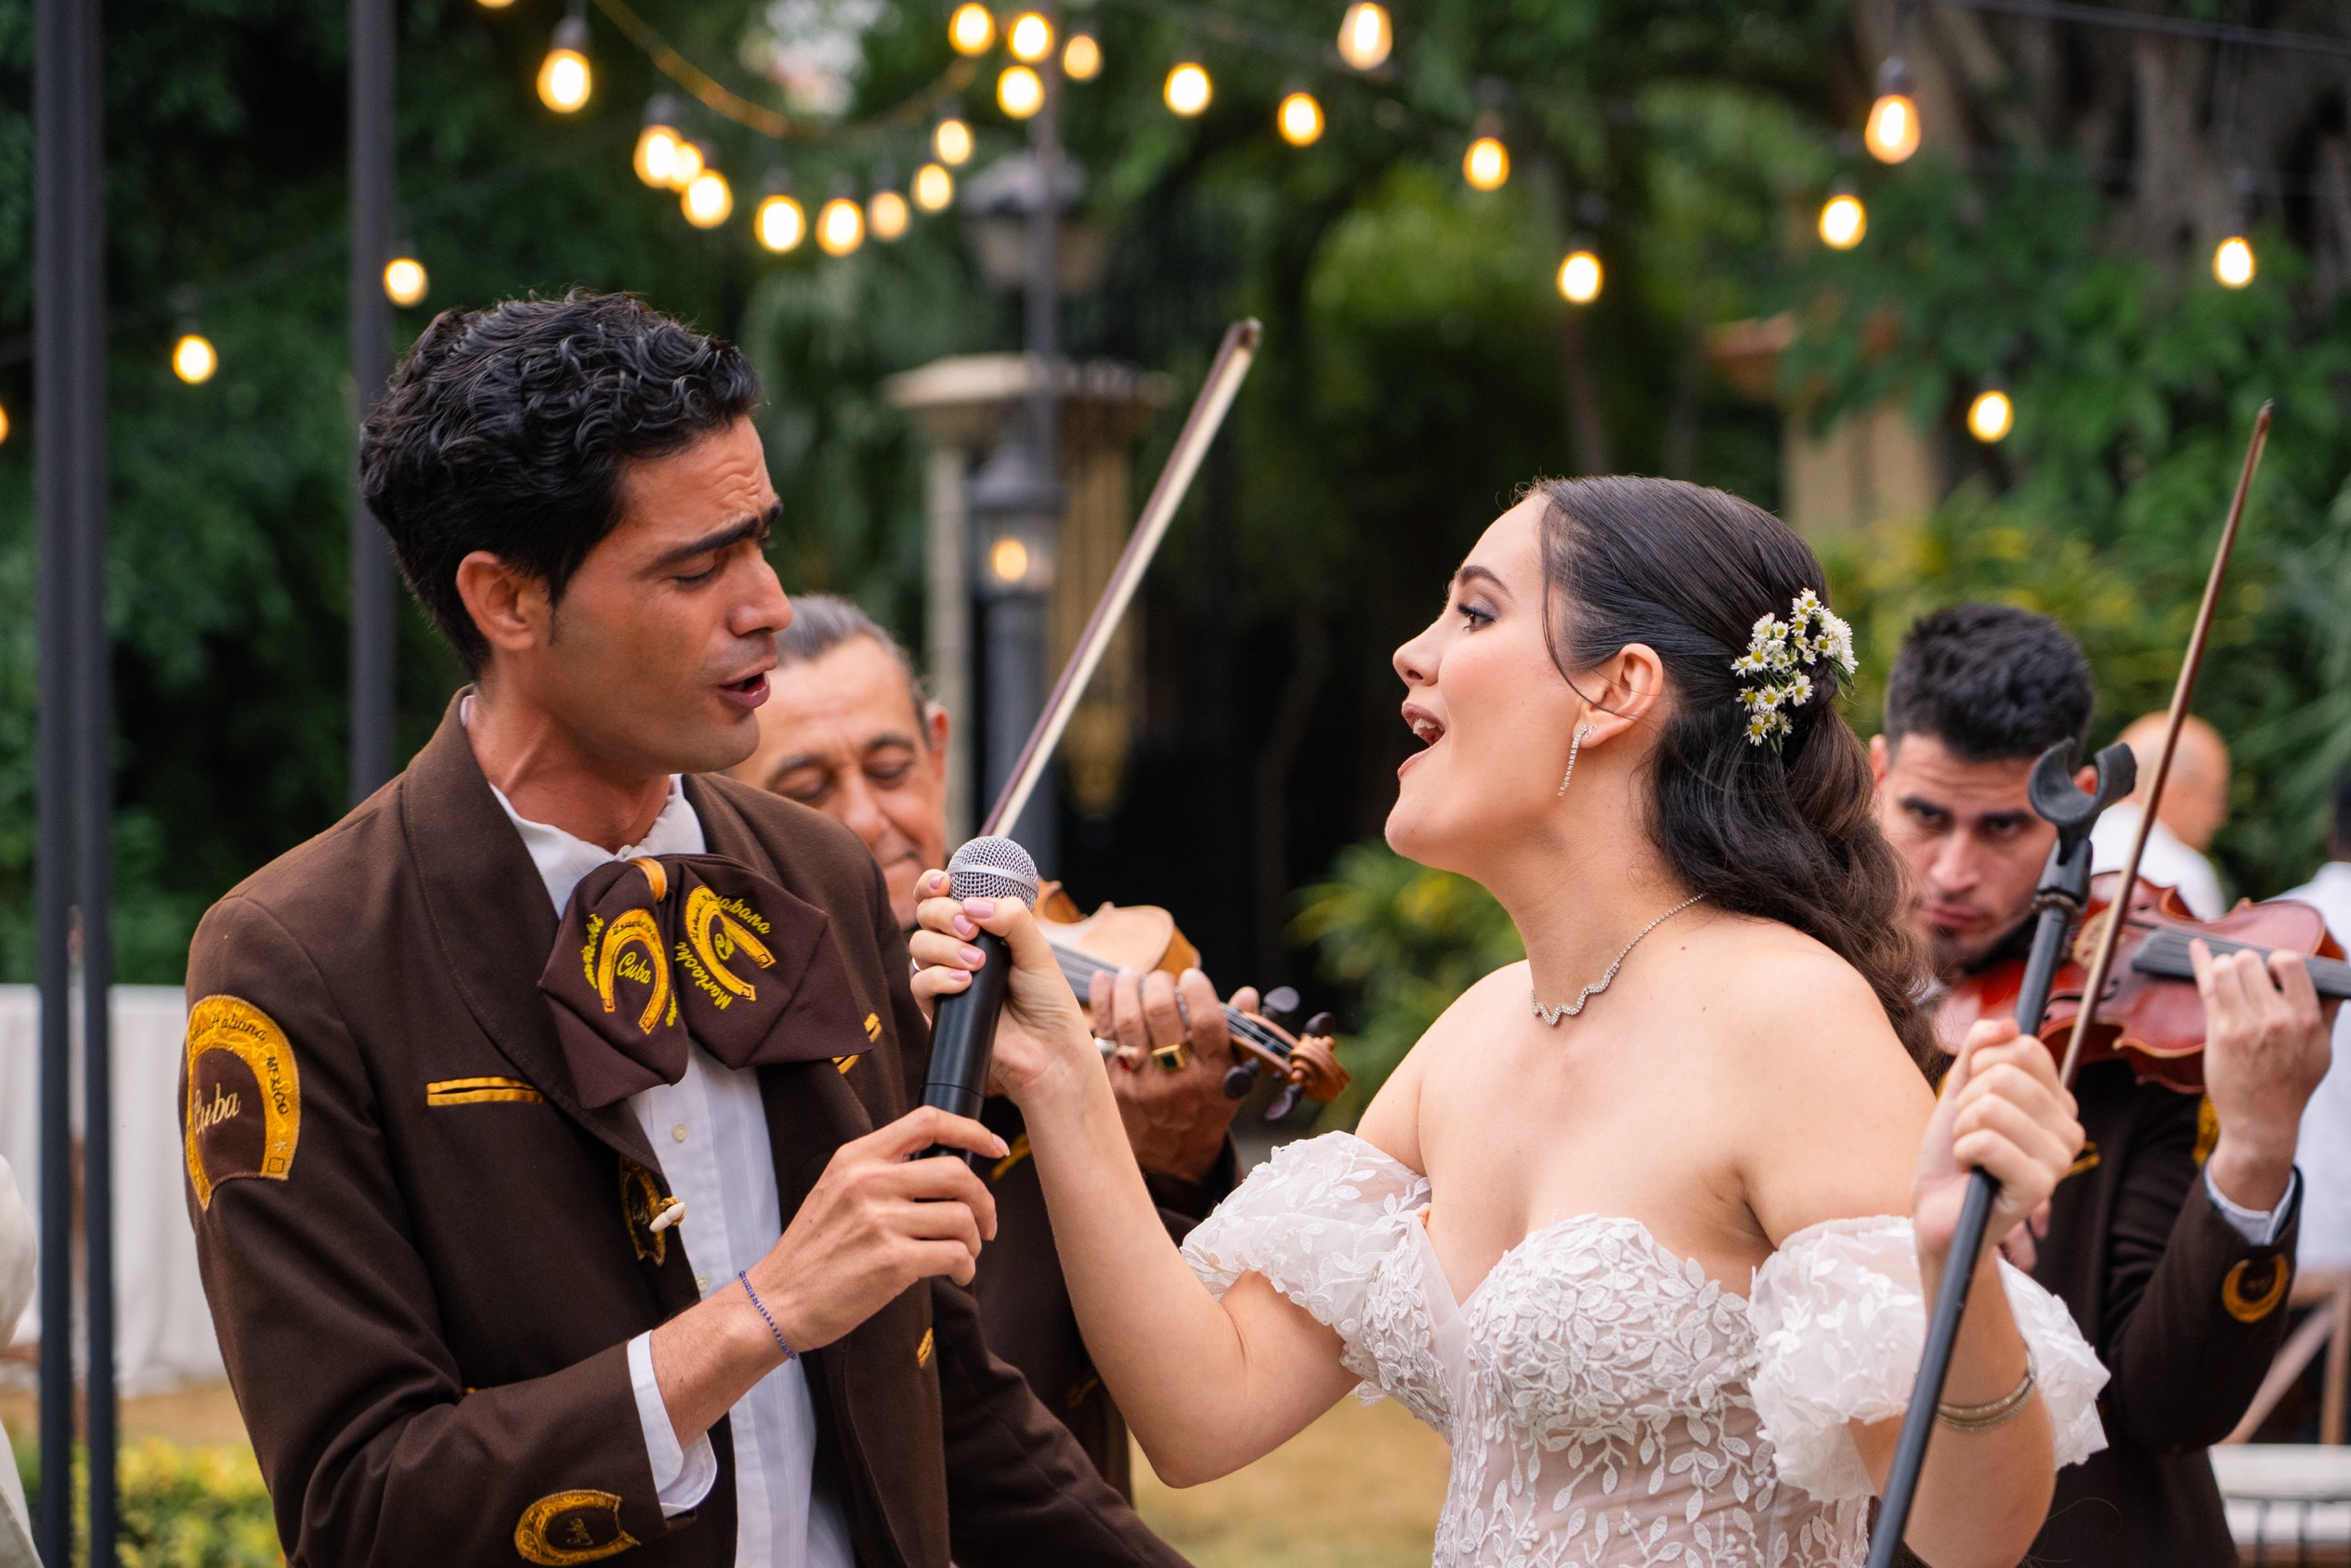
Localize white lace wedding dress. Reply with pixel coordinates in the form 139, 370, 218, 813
1182, 1133, 2108, 1568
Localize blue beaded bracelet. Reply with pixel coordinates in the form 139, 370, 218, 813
738, 1271, 795, 1362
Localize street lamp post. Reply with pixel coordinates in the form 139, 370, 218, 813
349, 0, 397, 804
34, 0, 115, 1555
973, 30, 1066, 866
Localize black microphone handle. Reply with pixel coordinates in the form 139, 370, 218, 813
919, 930, 1012, 1164
1862, 1165, 2000, 1568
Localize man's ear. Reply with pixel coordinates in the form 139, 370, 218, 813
923, 702, 951, 777
453, 550, 550, 659
1869, 733, 1891, 790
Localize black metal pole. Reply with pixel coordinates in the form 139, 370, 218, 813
1011, 35, 1062, 869
348, 0, 397, 803
1865, 740, 2130, 1567
34, 0, 106, 1556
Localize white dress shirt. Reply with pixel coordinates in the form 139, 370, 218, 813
2284, 861, 2351, 1268
487, 769, 853, 1568
2089, 803, 2227, 920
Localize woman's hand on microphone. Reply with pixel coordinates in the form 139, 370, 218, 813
909, 869, 1098, 1109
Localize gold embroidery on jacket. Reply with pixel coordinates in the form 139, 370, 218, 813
915, 1327, 934, 1367
2223, 1256, 2292, 1323
619, 1159, 669, 1265
515, 1490, 639, 1565
832, 1055, 858, 1074
2194, 1096, 2221, 1166
2065, 1142, 2100, 1179
183, 996, 303, 1209
991, 1133, 1033, 1183
863, 1012, 882, 1042
425, 1077, 544, 1106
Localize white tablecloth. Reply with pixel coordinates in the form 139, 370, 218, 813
0, 985, 225, 1395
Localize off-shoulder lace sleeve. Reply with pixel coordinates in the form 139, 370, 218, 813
1746, 1216, 2109, 1502
1182, 1131, 1429, 1329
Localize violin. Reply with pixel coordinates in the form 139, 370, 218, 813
1937, 871, 2351, 1093
1033, 883, 1350, 1120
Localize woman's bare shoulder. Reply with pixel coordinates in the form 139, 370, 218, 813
1678, 916, 1930, 1103
1353, 960, 1528, 1171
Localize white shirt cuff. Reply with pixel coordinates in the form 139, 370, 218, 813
2206, 1163, 2298, 1248
627, 1330, 717, 1515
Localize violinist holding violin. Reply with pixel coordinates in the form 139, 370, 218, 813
732, 594, 1252, 1496
1872, 603, 2338, 1568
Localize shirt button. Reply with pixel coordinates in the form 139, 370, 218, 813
695, 1274, 709, 1291
672, 1123, 688, 1143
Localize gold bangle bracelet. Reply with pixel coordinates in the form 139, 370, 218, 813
1935, 1360, 2036, 1431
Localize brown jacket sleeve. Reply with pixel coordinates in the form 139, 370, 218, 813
2092, 1090, 2301, 1455
869, 874, 1185, 1568
183, 896, 677, 1566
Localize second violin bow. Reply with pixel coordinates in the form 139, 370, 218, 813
1865, 399, 2273, 1566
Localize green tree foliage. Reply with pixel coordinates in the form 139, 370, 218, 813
1783, 147, 2351, 895
17, 1440, 281, 1567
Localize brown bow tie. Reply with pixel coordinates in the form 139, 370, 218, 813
539, 855, 875, 1109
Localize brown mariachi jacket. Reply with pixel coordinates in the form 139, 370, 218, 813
178, 700, 1186, 1568
964, 1097, 1235, 1496
2027, 1058, 2300, 1567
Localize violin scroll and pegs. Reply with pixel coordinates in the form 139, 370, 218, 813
1264, 1013, 1348, 1123
1260, 986, 1301, 1023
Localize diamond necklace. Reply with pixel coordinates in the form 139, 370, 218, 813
1530, 895, 1706, 1026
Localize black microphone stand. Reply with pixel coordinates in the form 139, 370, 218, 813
1864, 738, 2134, 1568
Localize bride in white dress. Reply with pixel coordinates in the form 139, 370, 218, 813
912, 477, 2107, 1567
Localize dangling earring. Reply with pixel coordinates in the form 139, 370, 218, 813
1557, 723, 1591, 797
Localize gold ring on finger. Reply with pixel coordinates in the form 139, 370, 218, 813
1152, 1039, 1194, 1072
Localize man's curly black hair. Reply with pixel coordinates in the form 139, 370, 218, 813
359, 292, 763, 673
1883, 602, 2095, 763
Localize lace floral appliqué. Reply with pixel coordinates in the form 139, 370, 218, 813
1183, 1132, 2107, 1568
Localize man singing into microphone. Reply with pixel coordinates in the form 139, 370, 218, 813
178, 293, 1185, 1568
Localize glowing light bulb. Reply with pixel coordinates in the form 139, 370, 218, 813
0, 405, 9, 446
1063, 31, 1101, 80
913, 163, 955, 212
869, 189, 909, 241
634, 111, 683, 188
1557, 251, 1602, 305
998, 65, 1044, 118
933, 117, 973, 166
1463, 136, 1509, 190
1818, 193, 1866, 249
173, 333, 217, 384
666, 139, 705, 190
756, 193, 805, 252
948, 3, 995, 55
817, 197, 865, 256
2214, 235, 2256, 288
476, 0, 514, 8
1165, 62, 1210, 116
1007, 12, 1052, 62
1967, 388, 2013, 443
1278, 91, 1324, 146
1337, 2, 1392, 71
989, 537, 1030, 582
682, 169, 732, 228
537, 18, 592, 112
1865, 95, 1918, 163
382, 256, 429, 307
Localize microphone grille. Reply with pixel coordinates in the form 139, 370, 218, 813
946, 836, 1040, 908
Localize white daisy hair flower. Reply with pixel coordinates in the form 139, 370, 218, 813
1730, 591, 1857, 751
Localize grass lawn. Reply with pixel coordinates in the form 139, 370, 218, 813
1134, 1394, 1448, 1568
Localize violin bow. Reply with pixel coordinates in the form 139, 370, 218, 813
979, 320, 1263, 838
1865, 399, 2273, 1566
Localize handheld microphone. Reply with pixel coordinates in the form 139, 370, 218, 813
919, 836, 1039, 1162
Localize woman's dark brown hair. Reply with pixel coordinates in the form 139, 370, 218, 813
1535, 476, 1936, 1068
